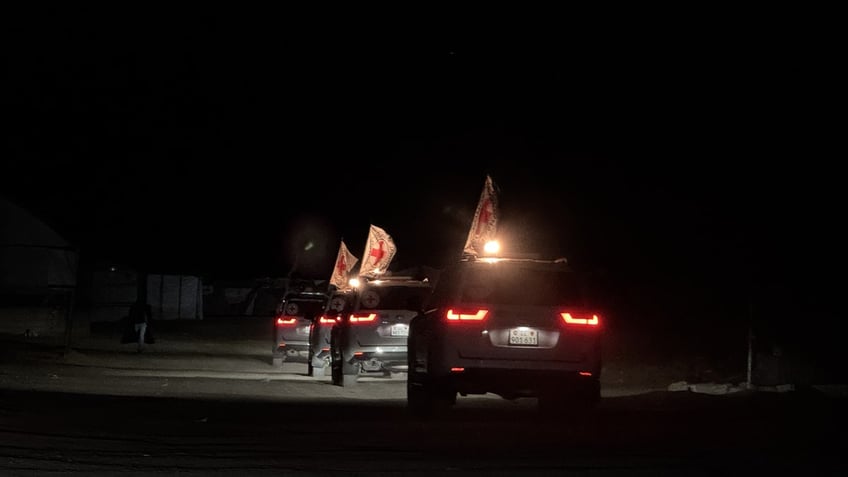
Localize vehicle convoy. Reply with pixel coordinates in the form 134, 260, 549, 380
307, 289, 354, 377
330, 275, 433, 386
272, 284, 329, 366
407, 254, 603, 415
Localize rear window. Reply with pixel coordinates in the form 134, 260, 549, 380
281, 298, 327, 317
358, 285, 431, 311
459, 265, 585, 307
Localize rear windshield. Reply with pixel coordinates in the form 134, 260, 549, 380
281, 298, 328, 317
358, 285, 431, 311
459, 266, 584, 306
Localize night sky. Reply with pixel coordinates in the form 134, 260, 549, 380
2, 9, 844, 331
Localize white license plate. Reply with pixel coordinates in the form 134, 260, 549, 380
296, 326, 310, 336
509, 328, 538, 346
391, 324, 409, 337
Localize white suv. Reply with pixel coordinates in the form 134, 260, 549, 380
330, 276, 432, 386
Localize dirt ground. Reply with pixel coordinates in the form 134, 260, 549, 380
1, 314, 756, 394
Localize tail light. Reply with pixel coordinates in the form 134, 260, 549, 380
445, 308, 489, 322
560, 312, 600, 326
349, 313, 377, 323
318, 316, 337, 324
276, 317, 297, 325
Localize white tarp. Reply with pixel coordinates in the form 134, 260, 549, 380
147, 274, 203, 320
89, 272, 203, 322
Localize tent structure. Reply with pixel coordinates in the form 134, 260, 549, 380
88, 270, 203, 322
0, 197, 78, 336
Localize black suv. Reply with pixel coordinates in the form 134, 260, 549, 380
330, 275, 432, 386
407, 256, 602, 415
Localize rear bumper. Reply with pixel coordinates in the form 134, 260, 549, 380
275, 339, 309, 350
442, 368, 599, 397
350, 350, 408, 372
274, 340, 310, 360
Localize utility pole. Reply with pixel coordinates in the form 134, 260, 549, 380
746, 300, 755, 390
62, 247, 81, 357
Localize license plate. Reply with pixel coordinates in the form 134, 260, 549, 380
391, 324, 409, 337
509, 328, 538, 346
296, 326, 310, 336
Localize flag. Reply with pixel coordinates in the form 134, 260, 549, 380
463, 174, 499, 256
329, 240, 359, 290
358, 224, 397, 277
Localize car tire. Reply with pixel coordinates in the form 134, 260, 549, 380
340, 373, 358, 387
407, 380, 432, 416
407, 348, 454, 416
331, 345, 343, 385
331, 357, 342, 385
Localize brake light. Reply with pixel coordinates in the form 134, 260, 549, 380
560, 312, 600, 326
319, 316, 337, 324
349, 313, 377, 323
276, 317, 297, 325
446, 308, 489, 322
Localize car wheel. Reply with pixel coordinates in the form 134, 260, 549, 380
331, 357, 342, 385
407, 380, 428, 414
330, 347, 343, 385
330, 327, 348, 386
335, 358, 359, 386
407, 348, 454, 416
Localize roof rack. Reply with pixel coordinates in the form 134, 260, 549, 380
462, 253, 567, 264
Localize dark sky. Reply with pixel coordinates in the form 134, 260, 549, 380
2, 8, 844, 324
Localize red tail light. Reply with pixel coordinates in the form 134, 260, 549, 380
446, 308, 489, 322
349, 313, 377, 323
318, 316, 337, 324
276, 317, 297, 325
560, 312, 600, 326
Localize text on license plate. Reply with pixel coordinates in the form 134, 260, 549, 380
509, 328, 538, 346
391, 324, 409, 337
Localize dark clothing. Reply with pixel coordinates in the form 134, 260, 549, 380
122, 302, 155, 347
129, 302, 152, 324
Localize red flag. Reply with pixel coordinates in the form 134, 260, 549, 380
329, 240, 359, 290
358, 224, 397, 277
463, 174, 498, 256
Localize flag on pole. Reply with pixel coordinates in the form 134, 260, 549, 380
463, 174, 499, 257
329, 240, 359, 290
358, 224, 397, 277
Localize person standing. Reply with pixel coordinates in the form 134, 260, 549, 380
128, 298, 153, 352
